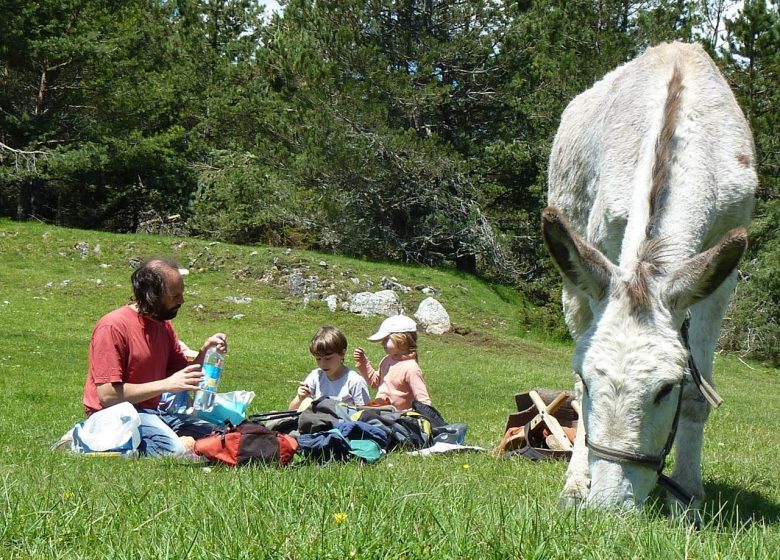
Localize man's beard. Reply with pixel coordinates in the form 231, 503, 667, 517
152, 305, 180, 321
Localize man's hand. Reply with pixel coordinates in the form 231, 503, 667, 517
201, 333, 228, 355
166, 364, 204, 393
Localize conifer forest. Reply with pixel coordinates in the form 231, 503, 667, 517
1, 1, 778, 362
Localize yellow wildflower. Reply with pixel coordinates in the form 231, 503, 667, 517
333, 512, 347, 525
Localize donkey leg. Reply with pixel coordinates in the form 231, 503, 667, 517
560, 285, 592, 507
669, 271, 737, 511
561, 379, 589, 506
670, 385, 709, 509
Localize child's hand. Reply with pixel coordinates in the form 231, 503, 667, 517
296, 383, 312, 399
353, 347, 367, 367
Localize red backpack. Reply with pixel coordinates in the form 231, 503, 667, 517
194, 422, 298, 466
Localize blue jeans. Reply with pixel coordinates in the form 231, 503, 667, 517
137, 409, 214, 457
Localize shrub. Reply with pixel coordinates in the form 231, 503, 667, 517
720, 200, 780, 365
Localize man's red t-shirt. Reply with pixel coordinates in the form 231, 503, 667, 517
82, 305, 189, 416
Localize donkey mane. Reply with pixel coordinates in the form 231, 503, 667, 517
625, 236, 676, 310
626, 65, 684, 312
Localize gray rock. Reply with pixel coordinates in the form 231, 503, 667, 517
350, 277, 360, 286
225, 296, 252, 304
319, 260, 328, 268
231, 314, 246, 320
349, 290, 402, 317
288, 271, 305, 295
325, 295, 338, 312
75, 241, 89, 259
380, 276, 411, 293
414, 297, 451, 335
415, 284, 442, 297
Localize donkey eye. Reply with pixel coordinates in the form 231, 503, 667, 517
654, 384, 674, 404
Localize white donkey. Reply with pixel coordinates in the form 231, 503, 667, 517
542, 42, 757, 510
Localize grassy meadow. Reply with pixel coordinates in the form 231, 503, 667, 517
0, 219, 778, 559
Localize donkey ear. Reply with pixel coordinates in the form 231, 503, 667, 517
663, 228, 748, 312
541, 206, 616, 300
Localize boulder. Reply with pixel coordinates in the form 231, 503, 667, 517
349, 290, 402, 317
414, 297, 451, 335
325, 295, 338, 312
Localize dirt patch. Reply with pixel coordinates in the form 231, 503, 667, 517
444, 327, 544, 355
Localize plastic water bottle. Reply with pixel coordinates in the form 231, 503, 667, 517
193, 347, 225, 412
159, 390, 190, 414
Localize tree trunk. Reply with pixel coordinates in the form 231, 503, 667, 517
16, 180, 33, 221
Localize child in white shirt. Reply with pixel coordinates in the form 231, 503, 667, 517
289, 326, 370, 410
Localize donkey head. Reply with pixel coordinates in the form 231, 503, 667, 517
541, 206, 747, 508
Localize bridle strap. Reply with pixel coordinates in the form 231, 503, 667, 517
585, 435, 664, 471
658, 474, 695, 505
681, 317, 723, 408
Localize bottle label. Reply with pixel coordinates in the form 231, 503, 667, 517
202, 363, 221, 391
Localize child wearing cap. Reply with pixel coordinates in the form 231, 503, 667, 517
353, 315, 432, 411
289, 326, 371, 410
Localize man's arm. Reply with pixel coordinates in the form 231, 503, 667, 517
96, 364, 204, 408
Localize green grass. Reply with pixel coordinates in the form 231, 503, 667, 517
0, 219, 778, 559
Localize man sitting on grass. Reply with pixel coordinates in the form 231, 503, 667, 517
82, 258, 226, 457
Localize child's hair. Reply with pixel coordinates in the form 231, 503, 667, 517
388, 331, 418, 359
309, 326, 348, 356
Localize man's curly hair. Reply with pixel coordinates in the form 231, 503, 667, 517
131, 258, 179, 317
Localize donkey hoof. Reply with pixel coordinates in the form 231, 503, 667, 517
667, 495, 703, 527
560, 477, 589, 507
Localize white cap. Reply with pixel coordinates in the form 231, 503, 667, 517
367, 315, 417, 341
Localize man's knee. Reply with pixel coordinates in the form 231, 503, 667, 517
137, 411, 186, 457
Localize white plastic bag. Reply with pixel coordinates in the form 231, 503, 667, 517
71, 402, 141, 454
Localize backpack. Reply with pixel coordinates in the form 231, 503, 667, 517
411, 400, 447, 428
193, 422, 298, 466
351, 408, 432, 450
247, 410, 301, 434
393, 411, 432, 449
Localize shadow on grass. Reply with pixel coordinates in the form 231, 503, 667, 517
701, 480, 780, 527
643, 482, 780, 529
